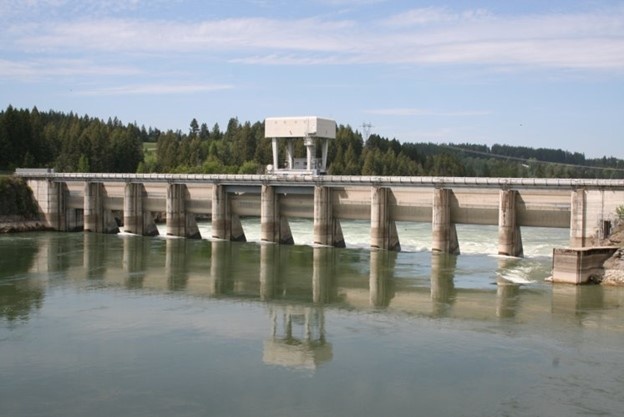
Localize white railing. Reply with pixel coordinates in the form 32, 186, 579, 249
13, 170, 624, 190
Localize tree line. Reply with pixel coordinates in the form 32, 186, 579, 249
2, 105, 623, 179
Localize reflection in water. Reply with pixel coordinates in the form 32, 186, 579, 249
122, 236, 149, 289
0, 280, 44, 324
166, 238, 189, 291
83, 233, 107, 280
4, 232, 622, 329
260, 244, 279, 301
369, 250, 396, 307
313, 247, 336, 304
0, 236, 43, 324
430, 253, 457, 316
263, 305, 332, 371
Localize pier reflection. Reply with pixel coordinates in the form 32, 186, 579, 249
430, 253, 457, 316
5, 233, 623, 336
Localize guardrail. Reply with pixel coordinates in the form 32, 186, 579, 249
13, 170, 624, 190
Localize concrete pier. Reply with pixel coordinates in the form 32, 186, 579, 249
17, 172, 624, 259
84, 182, 118, 233
570, 188, 587, 247
260, 185, 293, 244
370, 187, 400, 251
124, 183, 158, 236
313, 186, 345, 247
166, 183, 200, 239
498, 190, 523, 257
432, 188, 459, 255
211, 185, 245, 241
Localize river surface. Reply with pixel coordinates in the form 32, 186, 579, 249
1, 221, 624, 417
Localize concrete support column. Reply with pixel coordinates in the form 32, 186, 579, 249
313, 186, 345, 247
321, 138, 329, 172
370, 187, 400, 251
166, 183, 200, 239
570, 188, 586, 247
84, 182, 118, 234
286, 142, 294, 169
432, 188, 459, 254
260, 185, 293, 244
271, 138, 279, 170
305, 137, 315, 171
124, 183, 158, 236
211, 184, 245, 241
498, 190, 523, 257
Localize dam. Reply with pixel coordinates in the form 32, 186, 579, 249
15, 170, 624, 258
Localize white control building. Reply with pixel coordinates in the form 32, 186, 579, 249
265, 116, 336, 175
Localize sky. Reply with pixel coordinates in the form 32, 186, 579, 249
1, 0, 623, 158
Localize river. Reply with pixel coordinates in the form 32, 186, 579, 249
1, 220, 623, 417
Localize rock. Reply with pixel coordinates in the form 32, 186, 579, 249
0, 215, 51, 233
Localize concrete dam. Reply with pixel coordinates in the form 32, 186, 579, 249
16, 171, 624, 258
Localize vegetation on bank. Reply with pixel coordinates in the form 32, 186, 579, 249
2, 105, 624, 178
0, 176, 39, 218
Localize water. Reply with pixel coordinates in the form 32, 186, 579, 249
1, 222, 624, 417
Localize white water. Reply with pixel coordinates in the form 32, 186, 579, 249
155, 218, 569, 258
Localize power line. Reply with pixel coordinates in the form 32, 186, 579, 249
443, 144, 624, 173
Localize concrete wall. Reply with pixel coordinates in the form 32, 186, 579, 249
19, 174, 624, 254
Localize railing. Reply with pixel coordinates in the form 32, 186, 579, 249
13, 170, 624, 190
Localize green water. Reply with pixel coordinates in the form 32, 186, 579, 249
1, 231, 624, 417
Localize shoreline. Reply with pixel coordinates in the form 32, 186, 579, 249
0, 215, 51, 233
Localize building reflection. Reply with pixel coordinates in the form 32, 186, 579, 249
263, 305, 332, 371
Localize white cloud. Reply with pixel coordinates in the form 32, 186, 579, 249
3, 6, 624, 72
76, 83, 234, 96
0, 58, 140, 80
366, 108, 491, 117
381, 7, 492, 27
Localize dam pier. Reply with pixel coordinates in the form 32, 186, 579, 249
16, 171, 624, 260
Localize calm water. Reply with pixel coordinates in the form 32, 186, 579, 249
1, 221, 624, 417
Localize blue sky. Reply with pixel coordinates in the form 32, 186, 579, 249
1, 0, 623, 158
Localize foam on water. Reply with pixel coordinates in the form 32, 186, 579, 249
156, 218, 569, 258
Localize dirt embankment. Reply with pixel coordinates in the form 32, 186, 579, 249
0, 215, 50, 233
0, 176, 49, 233
596, 221, 624, 286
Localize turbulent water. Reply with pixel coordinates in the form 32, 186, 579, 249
1, 221, 623, 417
